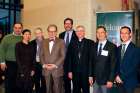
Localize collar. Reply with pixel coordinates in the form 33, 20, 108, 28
13, 32, 22, 36
99, 39, 107, 45
121, 40, 131, 46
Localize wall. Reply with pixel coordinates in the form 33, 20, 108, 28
22, 0, 121, 40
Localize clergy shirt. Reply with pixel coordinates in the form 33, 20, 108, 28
36, 45, 40, 62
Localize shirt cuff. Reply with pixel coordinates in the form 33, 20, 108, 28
89, 77, 93, 80
0, 62, 5, 64
42, 64, 46, 68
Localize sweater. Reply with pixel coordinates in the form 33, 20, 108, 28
0, 34, 22, 63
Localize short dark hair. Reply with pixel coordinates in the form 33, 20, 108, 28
64, 18, 73, 25
13, 22, 23, 28
96, 25, 107, 32
22, 29, 31, 35
120, 26, 131, 33
47, 24, 57, 32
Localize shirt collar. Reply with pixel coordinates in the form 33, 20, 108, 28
99, 39, 107, 45
121, 40, 131, 46
13, 32, 22, 36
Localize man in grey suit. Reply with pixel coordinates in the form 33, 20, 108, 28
40, 24, 65, 93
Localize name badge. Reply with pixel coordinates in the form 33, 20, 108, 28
101, 50, 108, 56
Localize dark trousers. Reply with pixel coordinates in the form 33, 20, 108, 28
16, 73, 33, 93
5, 61, 17, 93
73, 72, 89, 93
63, 73, 71, 93
34, 62, 46, 93
117, 84, 135, 93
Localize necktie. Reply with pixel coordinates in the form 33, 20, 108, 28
66, 32, 69, 47
98, 43, 102, 55
121, 44, 126, 60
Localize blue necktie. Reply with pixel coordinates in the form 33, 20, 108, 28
66, 32, 69, 47
98, 43, 102, 56
121, 44, 126, 60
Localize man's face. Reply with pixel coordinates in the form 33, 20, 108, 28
76, 27, 85, 39
64, 20, 73, 31
48, 26, 57, 39
35, 29, 43, 40
96, 28, 107, 41
23, 32, 31, 42
120, 28, 131, 43
13, 24, 23, 35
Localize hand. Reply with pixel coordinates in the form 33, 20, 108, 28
68, 72, 72, 80
115, 75, 123, 84
106, 81, 113, 88
89, 77, 93, 86
46, 64, 57, 70
0, 63, 7, 71
31, 70, 35, 76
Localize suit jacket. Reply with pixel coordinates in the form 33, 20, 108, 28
116, 42, 140, 88
94, 40, 117, 85
59, 30, 78, 73
59, 30, 77, 45
40, 38, 65, 77
67, 38, 95, 77
30, 40, 37, 61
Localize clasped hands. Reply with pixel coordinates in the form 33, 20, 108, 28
43, 64, 57, 70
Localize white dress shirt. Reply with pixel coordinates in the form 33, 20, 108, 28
49, 41, 54, 54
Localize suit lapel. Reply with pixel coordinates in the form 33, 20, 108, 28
123, 42, 134, 60
95, 42, 99, 56
103, 41, 109, 50
45, 39, 50, 55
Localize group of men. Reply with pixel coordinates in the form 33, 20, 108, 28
0, 17, 140, 93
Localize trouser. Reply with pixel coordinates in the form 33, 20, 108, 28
5, 61, 17, 93
34, 62, 46, 93
93, 81, 111, 93
117, 84, 135, 93
63, 73, 71, 93
73, 73, 89, 93
45, 74, 64, 93
16, 73, 33, 93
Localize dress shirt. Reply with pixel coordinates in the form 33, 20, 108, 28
49, 41, 54, 54
98, 39, 107, 52
64, 30, 73, 43
121, 40, 131, 52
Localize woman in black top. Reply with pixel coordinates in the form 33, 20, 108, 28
15, 29, 35, 93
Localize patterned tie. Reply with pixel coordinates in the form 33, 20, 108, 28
121, 44, 126, 60
98, 43, 102, 56
66, 32, 69, 47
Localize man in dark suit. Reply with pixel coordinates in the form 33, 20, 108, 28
59, 18, 77, 93
67, 25, 95, 93
40, 24, 65, 93
115, 26, 140, 93
90, 26, 117, 93
31, 28, 46, 93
